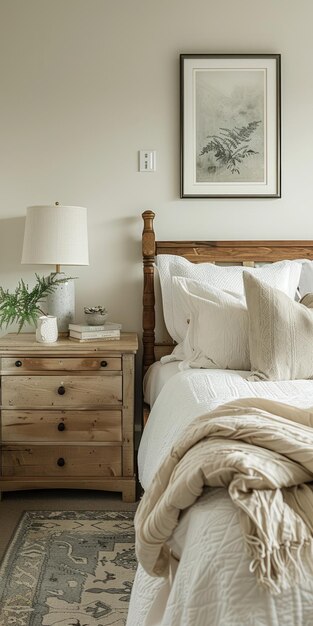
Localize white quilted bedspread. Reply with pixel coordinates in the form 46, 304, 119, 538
127, 368, 313, 626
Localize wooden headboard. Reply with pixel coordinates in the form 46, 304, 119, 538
142, 210, 313, 372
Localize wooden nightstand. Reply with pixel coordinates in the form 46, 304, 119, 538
0, 332, 138, 502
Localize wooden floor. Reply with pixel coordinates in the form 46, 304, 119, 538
0, 489, 138, 561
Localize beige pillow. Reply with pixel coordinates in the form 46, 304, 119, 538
161, 276, 250, 370
300, 292, 313, 308
243, 272, 313, 381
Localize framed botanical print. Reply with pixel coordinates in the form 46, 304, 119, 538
180, 54, 281, 198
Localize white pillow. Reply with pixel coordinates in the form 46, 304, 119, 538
156, 255, 302, 343
161, 277, 250, 371
244, 272, 313, 381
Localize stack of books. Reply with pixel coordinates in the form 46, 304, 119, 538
69, 322, 122, 342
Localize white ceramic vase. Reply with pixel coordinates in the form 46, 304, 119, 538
36, 315, 58, 344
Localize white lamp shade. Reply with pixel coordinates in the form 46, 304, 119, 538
21, 204, 89, 265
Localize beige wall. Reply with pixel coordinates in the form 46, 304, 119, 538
0, 0, 312, 339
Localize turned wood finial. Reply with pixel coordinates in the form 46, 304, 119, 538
142, 211, 156, 372
142, 210, 155, 258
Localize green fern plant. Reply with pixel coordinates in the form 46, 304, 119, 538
200, 120, 261, 174
0, 274, 72, 332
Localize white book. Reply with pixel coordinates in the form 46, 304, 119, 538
69, 322, 122, 332
69, 329, 120, 340
69, 335, 120, 343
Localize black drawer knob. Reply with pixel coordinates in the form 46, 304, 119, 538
57, 457, 65, 467
58, 386, 65, 395
15, 360, 22, 367
100, 360, 108, 368
57, 422, 65, 431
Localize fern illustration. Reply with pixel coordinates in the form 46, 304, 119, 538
200, 120, 261, 175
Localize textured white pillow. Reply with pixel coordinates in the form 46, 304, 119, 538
244, 272, 313, 381
156, 255, 302, 343
161, 277, 250, 370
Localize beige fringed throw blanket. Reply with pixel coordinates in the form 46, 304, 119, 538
135, 398, 313, 594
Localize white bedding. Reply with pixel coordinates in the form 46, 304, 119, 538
143, 361, 181, 407
128, 367, 313, 626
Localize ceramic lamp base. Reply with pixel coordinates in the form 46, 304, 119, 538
46, 273, 75, 333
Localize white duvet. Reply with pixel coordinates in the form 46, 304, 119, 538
127, 367, 313, 626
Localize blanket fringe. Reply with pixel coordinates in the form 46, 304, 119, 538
246, 535, 313, 594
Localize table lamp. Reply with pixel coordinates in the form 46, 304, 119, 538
21, 202, 89, 332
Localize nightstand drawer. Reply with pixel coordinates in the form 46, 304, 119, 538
2, 445, 122, 477
1, 356, 121, 373
2, 410, 122, 442
2, 375, 122, 408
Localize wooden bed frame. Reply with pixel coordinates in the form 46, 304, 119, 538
142, 210, 313, 374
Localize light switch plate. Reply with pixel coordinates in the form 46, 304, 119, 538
139, 150, 156, 172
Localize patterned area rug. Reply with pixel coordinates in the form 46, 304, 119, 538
0, 510, 136, 626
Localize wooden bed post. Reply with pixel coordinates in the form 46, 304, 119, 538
142, 210, 156, 373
